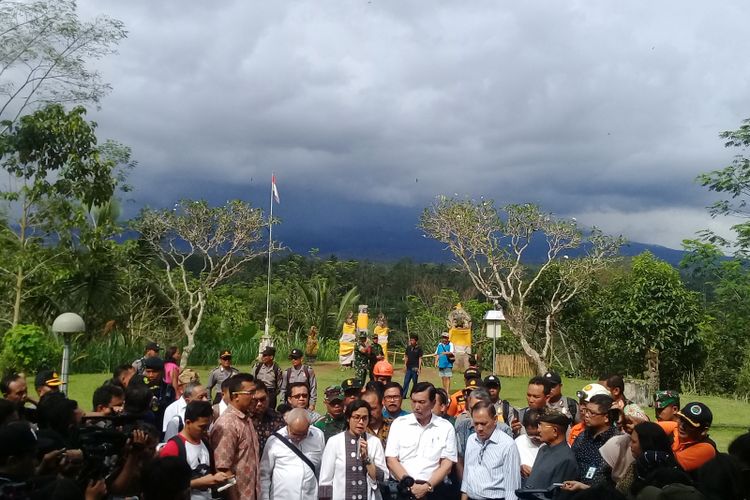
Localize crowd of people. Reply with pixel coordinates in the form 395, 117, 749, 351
1, 338, 749, 500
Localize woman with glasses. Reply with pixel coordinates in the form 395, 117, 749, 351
319, 400, 387, 500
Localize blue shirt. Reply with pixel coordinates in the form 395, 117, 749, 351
461, 426, 522, 500
436, 342, 454, 369
383, 407, 410, 419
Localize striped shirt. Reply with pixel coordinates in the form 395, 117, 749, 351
461, 426, 522, 500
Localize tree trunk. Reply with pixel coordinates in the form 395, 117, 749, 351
519, 335, 548, 374
181, 323, 196, 370
12, 266, 23, 326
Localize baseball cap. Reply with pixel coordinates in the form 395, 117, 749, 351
145, 341, 160, 352
463, 378, 481, 393
220, 350, 232, 359
289, 348, 303, 359
324, 385, 345, 402
543, 371, 562, 385
654, 390, 680, 409
676, 402, 713, 428
341, 378, 363, 392
576, 383, 610, 402
539, 409, 571, 429
0, 421, 37, 459
358, 331, 368, 339
35, 369, 62, 388
483, 375, 501, 388
464, 367, 482, 381
143, 357, 165, 371
178, 368, 200, 385
441, 332, 450, 338
261, 346, 276, 357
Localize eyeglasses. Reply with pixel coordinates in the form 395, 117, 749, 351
350, 415, 368, 422
232, 391, 253, 395
384, 395, 401, 400
221, 357, 232, 361
290, 393, 309, 399
587, 410, 608, 417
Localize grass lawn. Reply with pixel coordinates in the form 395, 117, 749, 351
68, 361, 749, 451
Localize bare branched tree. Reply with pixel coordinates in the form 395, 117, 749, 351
0, 0, 126, 124
134, 199, 273, 367
421, 196, 623, 373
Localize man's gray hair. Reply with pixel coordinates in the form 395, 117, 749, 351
183, 381, 201, 399
469, 388, 491, 404
285, 407, 311, 425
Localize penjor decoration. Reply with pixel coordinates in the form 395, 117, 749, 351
339, 311, 356, 366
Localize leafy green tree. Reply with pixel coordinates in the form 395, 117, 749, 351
592, 252, 703, 390
0, 0, 126, 123
0, 323, 60, 374
0, 104, 120, 325
421, 196, 623, 373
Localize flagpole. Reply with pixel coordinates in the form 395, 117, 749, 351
263, 173, 274, 345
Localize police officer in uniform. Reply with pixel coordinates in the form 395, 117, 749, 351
206, 349, 239, 404
139, 356, 175, 435
314, 386, 347, 442
341, 377, 363, 407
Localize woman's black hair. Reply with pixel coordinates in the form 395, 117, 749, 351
165, 345, 179, 363
345, 399, 372, 420
634, 422, 673, 454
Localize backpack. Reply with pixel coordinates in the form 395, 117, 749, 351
168, 435, 215, 480
566, 397, 579, 420
499, 400, 519, 425
283, 365, 311, 401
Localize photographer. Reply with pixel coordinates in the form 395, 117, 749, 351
160, 400, 233, 499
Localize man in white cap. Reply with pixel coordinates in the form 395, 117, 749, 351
567, 383, 610, 445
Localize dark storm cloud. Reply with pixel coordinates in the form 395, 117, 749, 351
79, 0, 750, 248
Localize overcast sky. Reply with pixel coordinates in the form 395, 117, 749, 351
77, 0, 750, 251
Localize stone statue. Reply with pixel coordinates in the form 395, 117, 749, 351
305, 325, 319, 363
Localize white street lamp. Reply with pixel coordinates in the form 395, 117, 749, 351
483, 309, 505, 375
52, 312, 85, 395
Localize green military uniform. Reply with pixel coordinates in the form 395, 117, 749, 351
314, 413, 347, 442
353, 334, 370, 385
368, 341, 384, 381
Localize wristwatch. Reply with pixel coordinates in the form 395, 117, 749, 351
426, 483, 433, 492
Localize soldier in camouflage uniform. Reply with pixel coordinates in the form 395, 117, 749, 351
314, 385, 347, 442
353, 331, 370, 385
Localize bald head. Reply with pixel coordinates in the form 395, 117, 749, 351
285, 408, 310, 444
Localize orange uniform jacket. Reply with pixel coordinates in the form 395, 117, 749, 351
658, 421, 716, 471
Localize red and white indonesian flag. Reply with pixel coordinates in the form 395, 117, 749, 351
272, 175, 280, 204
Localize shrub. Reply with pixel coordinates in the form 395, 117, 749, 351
0, 324, 61, 375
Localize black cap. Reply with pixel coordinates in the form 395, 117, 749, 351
143, 357, 165, 370
464, 367, 482, 381
261, 346, 276, 357
0, 422, 37, 459
341, 378, 363, 392
35, 369, 63, 388
676, 402, 713, 428
220, 349, 232, 359
543, 371, 562, 385
483, 375, 501, 388
463, 378, 481, 393
539, 409, 571, 429
145, 341, 160, 352
289, 348, 303, 359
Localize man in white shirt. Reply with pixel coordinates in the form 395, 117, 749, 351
385, 382, 458, 499
162, 382, 208, 441
260, 407, 325, 499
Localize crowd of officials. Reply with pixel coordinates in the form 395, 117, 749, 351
1, 337, 750, 500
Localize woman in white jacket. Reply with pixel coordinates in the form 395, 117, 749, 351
319, 399, 387, 500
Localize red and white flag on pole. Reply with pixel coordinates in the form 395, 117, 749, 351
272, 174, 280, 204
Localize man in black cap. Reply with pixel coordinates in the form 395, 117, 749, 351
341, 377, 363, 407
280, 348, 317, 410
207, 349, 239, 404
544, 371, 579, 423
483, 374, 519, 429
525, 410, 579, 499
139, 356, 175, 435
446, 366, 482, 417
132, 341, 160, 376
253, 345, 283, 407
34, 369, 63, 401
314, 385, 347, 442
665, 401, 716, 472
